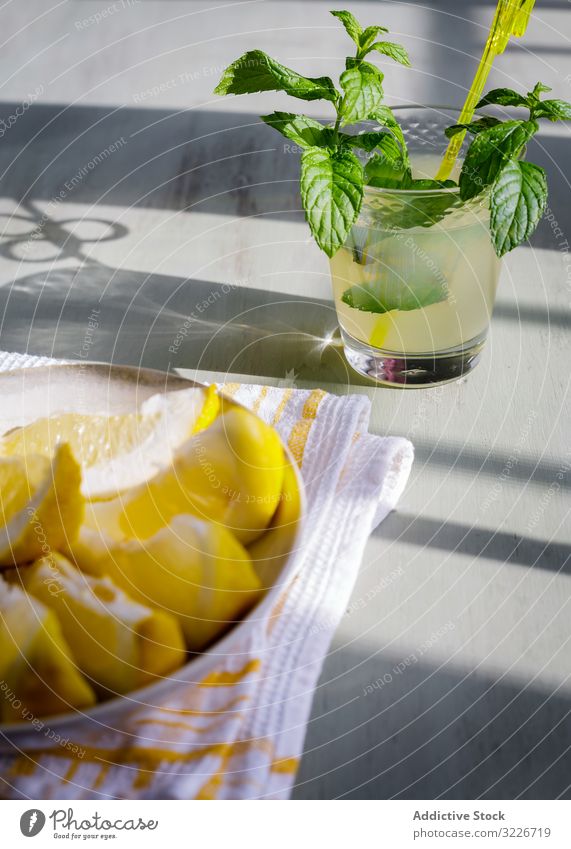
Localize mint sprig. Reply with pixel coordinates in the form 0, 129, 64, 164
215, 15, 570, 266
300, 148, 364, 256
330, 10, 365, 45
339, 60, 384, 125
341, 278, 446, 314
214, 50, 337, 102
364, 134, 411, 189
215, 9, 411, 257
444, 116, 502, 138
474, 82, 571, 121
490, 160, 548, 256
459, 119, 538, 201
451, 82, 571, 255
366, 41, 411, 67
260, 112, 327, 148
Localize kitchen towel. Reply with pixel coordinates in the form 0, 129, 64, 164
0, 351, 413, 800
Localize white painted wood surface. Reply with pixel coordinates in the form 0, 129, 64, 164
0, 0, 569, 799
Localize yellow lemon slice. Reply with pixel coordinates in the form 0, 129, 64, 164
0, 443, 83, 568
13, 553, 186, 695
0, 578, 95, 721
119, 405, 286, 545
248, 460, 302, 588
69, 514, 262, 653
0, 385, 220, 500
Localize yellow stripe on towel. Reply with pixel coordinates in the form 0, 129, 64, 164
271, 756, 299, 775
251, 385, 269, 413
199, 658, 261, 687
157, 694, 249, 716
288, 389, 326, 467
134, 713, 243, 734
196, 769, 225, 800
271, 387, 294, 426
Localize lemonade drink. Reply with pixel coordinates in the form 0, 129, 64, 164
330, 154, 501, 362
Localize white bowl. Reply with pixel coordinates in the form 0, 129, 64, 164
0, 363, 305, 749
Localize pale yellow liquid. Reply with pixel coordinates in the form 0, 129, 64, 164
330, 157, 501, 355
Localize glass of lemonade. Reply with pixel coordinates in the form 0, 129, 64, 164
330, 106, 502, 387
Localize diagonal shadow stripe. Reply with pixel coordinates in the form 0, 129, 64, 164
0, 102, 567, 251
412, 440, 571, 493
375, 511, 571, 575
493, 302, 571, 330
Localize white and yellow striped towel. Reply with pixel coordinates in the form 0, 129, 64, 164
0, 351, 413, 800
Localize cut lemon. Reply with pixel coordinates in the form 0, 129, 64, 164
14, 553, 186, 695
0, 578, 95, 721
119, 406, 286, 545
248, 460, 302, 587
69, 514, 262, 653
0, 385, 220, 500
0, 443, 83, 568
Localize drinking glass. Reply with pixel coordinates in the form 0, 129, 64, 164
330, 106, 502, 387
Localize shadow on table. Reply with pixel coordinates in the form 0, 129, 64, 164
1, 255, 569, 389
374, 511, 571, 575
0, 198, 368, 385
0, 260, 372, 386
410, 440, 571, 495
0, 100, 568, 251
0, 101, 305, 222
293, 643, 571, 799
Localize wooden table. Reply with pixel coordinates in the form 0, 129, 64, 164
0, 0, 569, 799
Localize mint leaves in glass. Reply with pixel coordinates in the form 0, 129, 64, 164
215, 9, 410, 257
215, 10, 570, 386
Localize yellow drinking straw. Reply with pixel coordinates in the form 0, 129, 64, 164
435, 0, 536, 181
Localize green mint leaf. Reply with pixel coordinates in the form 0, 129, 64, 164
490, 159, 548, 256
366, 41, 411, 66
391, 194, 459, 229
531, 99, 571, 121
358, 25, 389, 53
364, 159, 410, 189
345, 132, 386, 152
372, 106, 409, 161
364, 137, 411, 189
214, 50, 338, 102
529, 82, 552, 100
331, 10, 362, 45
339, 61, 384, 125
408, 179, 457, 189
300, 147, 364, 257
369, 133, 403, 162
319, 127, 342, 148
341, 277, 446, 314
459, 119, 538, 201
444, 116, 502, 138
260, 112, 326, 148
346, 130, 394, 152
475, 88, 529, 109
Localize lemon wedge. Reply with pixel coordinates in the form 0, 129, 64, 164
0, 443, 83, 568
249, 460, 302, 587
0, 578, 95, 721
0, 385, 220, 500
119, 405, 286, 545
69, 514, 262, 653
13, 553, 186, 695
